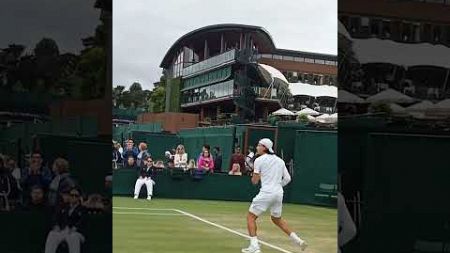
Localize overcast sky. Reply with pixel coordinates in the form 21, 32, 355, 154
0, 0, 99, 54
113, 0, 337, 90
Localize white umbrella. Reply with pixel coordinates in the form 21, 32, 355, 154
388, 103, 406, 113
405, 100, 434, 112
306, 115, 316, 122
338, 90, 366, 104
432, 99, 450, 109
272, 108, 295, 116
316, 114, 337, 124
296, 107, 320, 116
366, 89, 414, 104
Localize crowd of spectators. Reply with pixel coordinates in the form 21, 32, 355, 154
0, 149, 112, 253
0, 151, 111, 214
112, 138, 258, 177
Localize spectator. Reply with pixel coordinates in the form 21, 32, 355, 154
122, 139, 138, 163
136, 142, 151, 168
0, 157, 19, 210
230, 147, 246, 175
174, 144, 188, 170
21, 152, 52, 191
213, 147, 223, 173
228, 163, 242, 176
124, 156, 139, 171
245, 147, 255, 174
197, 149, 214, 173
44, 187, 86, 253
197, 144, 213, 165
134, 156, 156, 200
48, 158, 77, 207
22, 185, 49, 212
165, 148, 176, 167
5, 157, 21, 191
112, 141, 122, 168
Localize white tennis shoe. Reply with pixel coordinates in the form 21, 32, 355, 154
241, 245, 261, 253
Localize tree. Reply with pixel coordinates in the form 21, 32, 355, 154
148, 86, 165, 112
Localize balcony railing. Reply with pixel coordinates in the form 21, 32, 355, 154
182, 49, 236, 77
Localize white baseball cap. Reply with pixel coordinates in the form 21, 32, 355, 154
258, 138, 274, 154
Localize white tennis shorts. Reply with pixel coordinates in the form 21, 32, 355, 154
249, 191, 284, 218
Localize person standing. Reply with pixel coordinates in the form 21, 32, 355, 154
242, 138, 307, 253
136, 142, 150, 168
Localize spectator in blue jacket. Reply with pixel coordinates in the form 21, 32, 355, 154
21, 152, 52, 192
122, 139, 138, 164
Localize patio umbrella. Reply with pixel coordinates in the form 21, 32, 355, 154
366, 89, 414, 104
316, 114, 336, 124
297, 107, 320, 116
338, 90, 366, 104
271, 108, 295, 116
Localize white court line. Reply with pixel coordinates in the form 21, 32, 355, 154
113, 211, 184, 216
113, 207, 174, 211
114, 206, 294, 253
173, 209, 294, 253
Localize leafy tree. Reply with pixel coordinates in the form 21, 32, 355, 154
148, 86, 165, 112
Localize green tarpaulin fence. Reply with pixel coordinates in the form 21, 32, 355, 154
112, 123, 162, 144
292, 130, 337, 206
179, 126, 236, 171
131, 131, 180, 161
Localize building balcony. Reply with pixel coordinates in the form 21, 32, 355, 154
182, 49, 237, 78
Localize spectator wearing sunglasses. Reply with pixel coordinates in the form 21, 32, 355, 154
134, 156, 156, 200
45, 187, 86, 253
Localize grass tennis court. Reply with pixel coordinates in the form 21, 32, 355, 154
113, 197, 336, 253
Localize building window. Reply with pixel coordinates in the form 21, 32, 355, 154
305, 58, 315, 63
260, 54, 272, 59
294, 57, 304, 62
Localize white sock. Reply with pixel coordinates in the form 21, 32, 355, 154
290, 232, 303, 243
250, 236, 259, 248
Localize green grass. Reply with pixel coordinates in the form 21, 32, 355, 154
113, 197, 336, 253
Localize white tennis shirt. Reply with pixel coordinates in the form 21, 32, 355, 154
254, 153, 291, 194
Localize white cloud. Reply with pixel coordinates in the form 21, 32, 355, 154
113, 0, 337, 89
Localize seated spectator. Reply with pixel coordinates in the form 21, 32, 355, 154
122, 139, 139, 164
165, 149, 176, 167
44, 187, 86, 253
6, 157, 21, 190
124, 156, 139, 171
230, 147, 246, 175
22, 184, 49, 212
136, 142, 151, 168
197, 144, 213, 165
134, 157, 156, 200
112, 141, 122, 169
174, 144, 188, 170
48, 158, 77, 207
213, 147, 223, 173
228, 163, 243, 176
197, 149, 214, 173
0, 157, 19, 211
21, 152, 52, 192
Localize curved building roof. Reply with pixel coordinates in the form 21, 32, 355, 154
160, 24, 277, 68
